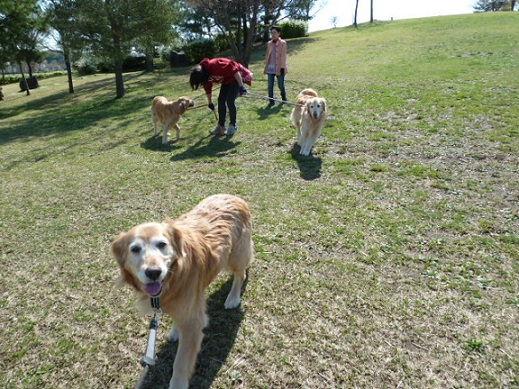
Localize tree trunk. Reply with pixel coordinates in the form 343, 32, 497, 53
27, 62, 34, 78
114, 59, 124, 98
64, 50, 74, 94
370, 0, 374, 23
354, 0, 359, 28
242, 0, 259, 67
18, 60, 30, 96
145, 50, 154, 72
112, 32, 125, 98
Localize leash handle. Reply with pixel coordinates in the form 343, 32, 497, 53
140, 314, 159, 367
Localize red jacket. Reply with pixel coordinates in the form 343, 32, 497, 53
200, 58, 253, 94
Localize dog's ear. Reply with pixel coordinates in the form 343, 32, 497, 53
163, 220, 186, 260
321, 98, 327, 112
111, 232, 141, 290
176, 99, 189, 114
111, 232, 129, 268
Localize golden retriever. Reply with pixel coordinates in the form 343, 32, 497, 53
151, 96, 195, 144
290, 88, 327, 156
111, 194, 253, 389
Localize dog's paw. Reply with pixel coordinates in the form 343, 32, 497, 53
224, 295, 241, 310
166, 327, 179, 342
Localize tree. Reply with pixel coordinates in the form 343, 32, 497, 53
0, 0, 46, 95
473, 0, 508, 12
71, 0, 181, 98
132, 0, 179, 72
186, 0, 322, 67
187, 0, 260, 66
353, 0, 359, 28
286, 0, 322, 21
45, 0, 83, 93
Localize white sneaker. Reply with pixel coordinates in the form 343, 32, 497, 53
210, 125, 225, 136
226, 124, 237, 135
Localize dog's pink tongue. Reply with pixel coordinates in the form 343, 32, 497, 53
144, 282, 162, 296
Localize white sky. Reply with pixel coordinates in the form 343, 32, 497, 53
308, 0, 476, 32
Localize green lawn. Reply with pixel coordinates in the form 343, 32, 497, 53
1, 12, 518, 389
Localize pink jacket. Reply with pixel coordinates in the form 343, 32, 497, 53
263, 38, 288, 76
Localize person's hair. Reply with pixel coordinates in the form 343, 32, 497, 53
189, 64, 210, 91
270, 26, 281, 34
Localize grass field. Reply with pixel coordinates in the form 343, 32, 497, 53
1, 12, 518, 389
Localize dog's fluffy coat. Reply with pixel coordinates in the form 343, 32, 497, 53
151, 96, 195, 144
290, 88, 327, 156
111, 194, 253, 389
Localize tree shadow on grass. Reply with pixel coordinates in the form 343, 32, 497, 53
289, 143, 322, 180
136, 277, 247, 389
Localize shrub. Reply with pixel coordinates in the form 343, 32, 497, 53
214, 34, 230, 52
279, 20, 308, 38
76, 57, 98, 76
0, 75, 22, 86
183, 38, 217, 64
122, 56, 146, 72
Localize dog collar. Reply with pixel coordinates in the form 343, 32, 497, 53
150, 296, 160, 310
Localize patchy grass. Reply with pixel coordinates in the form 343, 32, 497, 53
1, 12, 518, 389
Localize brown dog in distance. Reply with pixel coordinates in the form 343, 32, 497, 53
151, 96, 195, 143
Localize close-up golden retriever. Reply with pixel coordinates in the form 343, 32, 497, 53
290, 88, 328, 156
111, 194, 253, 389
151, 95, 195, 144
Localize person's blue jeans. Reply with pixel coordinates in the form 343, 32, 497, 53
268, 73, 286, 102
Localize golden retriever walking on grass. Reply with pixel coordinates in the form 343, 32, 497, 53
151, 96, 195, 144
290, 88, 327, 156
111, 194, 253, 389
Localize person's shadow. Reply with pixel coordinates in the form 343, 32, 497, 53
135, 277, 246, 388
289, 143, 322, 180
169, 134, 240, 161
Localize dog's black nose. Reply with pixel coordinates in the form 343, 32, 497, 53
145, 267, 162, 281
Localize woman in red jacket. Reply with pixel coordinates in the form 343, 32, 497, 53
190, 57, 253, 136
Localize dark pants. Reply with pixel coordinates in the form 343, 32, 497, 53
218, 81, 239, 127
268, 73, 287, 102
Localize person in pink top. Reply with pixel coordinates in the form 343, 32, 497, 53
264, 26, 288, 107
190, 57, 253, 136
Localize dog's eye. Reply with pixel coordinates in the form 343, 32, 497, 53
130, 245, 141, 254
157, 241, 167, 249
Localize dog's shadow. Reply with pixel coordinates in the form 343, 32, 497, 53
136, 277, 246, 389
289, 143, 322, 180
140, 133, 184, 153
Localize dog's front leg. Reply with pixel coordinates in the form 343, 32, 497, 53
169, 323, 204, 389
299, 127, 309, 155
174, 124, 181, 141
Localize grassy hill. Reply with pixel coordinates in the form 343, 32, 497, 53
1, 12, 518, 388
